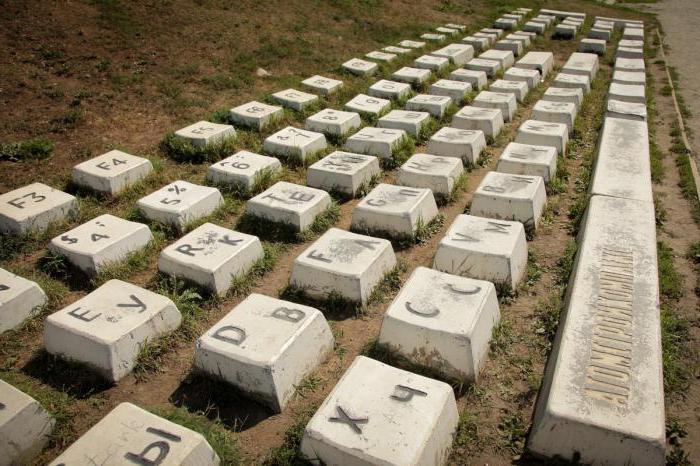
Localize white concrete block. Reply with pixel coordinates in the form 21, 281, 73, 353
342, 58, 378, 76
174, 121, 235, 147
429, 79, 471, 104
615, 57, 645, 72
616, 46, 644, 59
351, 183, 438, 238
44, 280, 181, 381
494, 39, 523, 57
479, 49, 515, 69
542, 87, 584, 111
72, 150, 153, 195
553, 73, 591, 94
528, 195, 664, 465
230, 101, 283, 130
305, 109, 362, 137
367, 79, 412, 100
482, 28, 505, 38
619, 39, 644, 49
383, 46, 411, 55
506, 33, 531, 47
413, 54, 449, 72
158, 223, 264, 296
398, 40, 425, 49
207, 151, 282, 192
427, 127, 486, 166
307, 151, 381, 197
465, 58, 501, 78
300, 356, 458, 466
0, 268, 46, 333
532, 100, 577, 133
590, 117, 651, 203
378, 266, 500, 381
471, 171, 547, 230
246, 181, 331, 232
623, 27, 644, 40
533, 15, 555, 27
377, 110, 431, 137
462, 36, 490, 52
446, 23, 466, 31
0, 380, 54, 465
523, 21, 546, 34
303, 75, 344, 96
194, 293, 333, 412
290, 228, 396, 304
452, 106, 504, 139
579, 38, 606, 55
588, 28, 612, 41
473, 91, 517, 122
554, 24, 577, 38
49, 403, 219, 465
420, 33, 446, 42
430, 44, 475, 65
502, 13, 522, 22
497, 142, 558, 182
137, 181, 223, 231
489, 79, 529, 103
392, 66, 432, 85
612, 70, 646, 85
0, 183, 77, 235
608, 82, 646, 104
433, 214, 528, 289
493, 39, 523, 57
406, 94, 453, 118
365, 51, 397, 63
263, 126, 327, 161
271, 88, 319, 111
436, 26, 459, 36
49, 214, 152, 276
395, 154, 463, 198
562, 52, 599, 80
449, 68, 487, 90
504, 67, 541, 90
515, 120, 569, 155
344, 94, 391, 117
344, 127, 408, 160
515, 51, 554, 77
494, 18, 517, 30
606, 99, 647, 121
473, 32, 496, 45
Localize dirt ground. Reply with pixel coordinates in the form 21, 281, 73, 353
642, 0, 700, 150
1, 1, 698, 465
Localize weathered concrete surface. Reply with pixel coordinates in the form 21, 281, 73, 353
300, 356, 458, 466
528, 195, 665, 465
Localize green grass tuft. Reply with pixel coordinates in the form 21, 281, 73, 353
0, 137, 55, 161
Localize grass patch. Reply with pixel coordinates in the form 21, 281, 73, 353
658, 241, 684, 300
351, 214, 444, 250
280, 261, 407, 319
262, 408, 315, 465
0, 137, 55, 161
161, 132, 238, 163
363, 338, 467, 390
151, 406, 241, 465
381, 135, 415, 170
661, 308, 693, 395
236, 202, 340, 243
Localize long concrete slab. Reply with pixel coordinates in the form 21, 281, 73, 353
590, 117, 652, 203
528, 194, 664, 465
